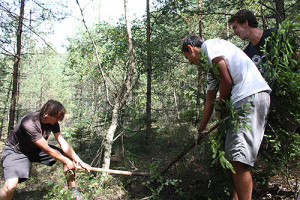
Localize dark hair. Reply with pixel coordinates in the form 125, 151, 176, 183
229, 9, 258, 28
182, 36, 203, 53
40, 99, 66, 121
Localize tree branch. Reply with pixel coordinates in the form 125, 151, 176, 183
75, 0, 113, 107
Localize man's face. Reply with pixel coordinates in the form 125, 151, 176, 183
47, 115, 59, 125
42, 112, 63, 125
231, 21, 248, 40
183, 45, 201, 66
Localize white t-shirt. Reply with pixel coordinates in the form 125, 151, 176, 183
201, 38, 271, 104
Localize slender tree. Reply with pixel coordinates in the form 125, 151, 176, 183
101, 0, 136, 174
275, 0, 285, 24
146, 0, 152, 143
8, 0, 25, 134
75, 0, 137, 173
0, 78, 12, 139
196, 0, 203, 124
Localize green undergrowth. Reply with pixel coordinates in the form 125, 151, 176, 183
0, 116, 299, 200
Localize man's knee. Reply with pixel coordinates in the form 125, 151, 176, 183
231, 161, 250, 174
4, 179, 18, 191
3, 178, 18, 192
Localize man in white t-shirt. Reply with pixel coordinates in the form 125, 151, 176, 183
182, 36, 271, 200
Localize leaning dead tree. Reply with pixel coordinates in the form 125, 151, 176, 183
76, 0, 136, 176
101, 0, 136, 176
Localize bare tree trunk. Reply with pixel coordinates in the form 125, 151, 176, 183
226, 7, 230, 41
0, 78, 12, 139
16, 65, 21, 122
260, 2, 266, 29
173, 88, 180, 121
196, 0, 202, 124
39, 52, 45, 108
101, 0, 136, 176
146, 0, 152, 144
198, 0, 202, 40
102, 105, 120, 175
275, 0, 285, 25
8, 0, 25, 134
79, 83, 83, 118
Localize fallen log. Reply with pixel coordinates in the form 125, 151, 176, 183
160, 123, 219, 175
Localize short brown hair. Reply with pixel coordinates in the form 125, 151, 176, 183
40, 100, 66, 121
229, 9, 258, 28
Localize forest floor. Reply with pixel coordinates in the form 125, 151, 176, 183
0, 129, 299, 200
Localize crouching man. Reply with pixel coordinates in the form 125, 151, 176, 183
0, 100, 90, 200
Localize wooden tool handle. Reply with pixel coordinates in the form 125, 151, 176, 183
78, 166, 150, 176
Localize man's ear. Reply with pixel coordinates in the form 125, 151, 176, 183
244, 20, 249, 27
187, 45, 194, 52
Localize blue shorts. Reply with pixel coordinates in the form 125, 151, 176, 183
225, 91, 270, 167
1, 145, 63, 183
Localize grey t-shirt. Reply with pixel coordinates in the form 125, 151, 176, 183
5, 112, 60, 154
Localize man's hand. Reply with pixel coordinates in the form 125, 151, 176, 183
77, 162, 91, 172
64, 159, 76, 174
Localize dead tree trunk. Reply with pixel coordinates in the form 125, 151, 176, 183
76, 0, 136, 173
101, 0, 136, 176
102, 105, 120, 175
8, 0, 25, 134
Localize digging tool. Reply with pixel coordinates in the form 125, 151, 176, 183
77, 166, 150, 176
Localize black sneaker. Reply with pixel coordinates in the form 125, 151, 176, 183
70, 187, 82, 200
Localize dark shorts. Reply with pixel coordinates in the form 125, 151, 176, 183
1, 145, 63, 183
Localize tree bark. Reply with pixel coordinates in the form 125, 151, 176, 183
196, 0, 202, 124
226, 7, 230, 41
198, 0, 202, 39
0, 78, 12, 139
146, 0, 152, 144
102, 106, 120, 176
39, 52, 45, 109
8, 0, 25, 134
275, 0, 285, 25
260, 2, 267, 29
